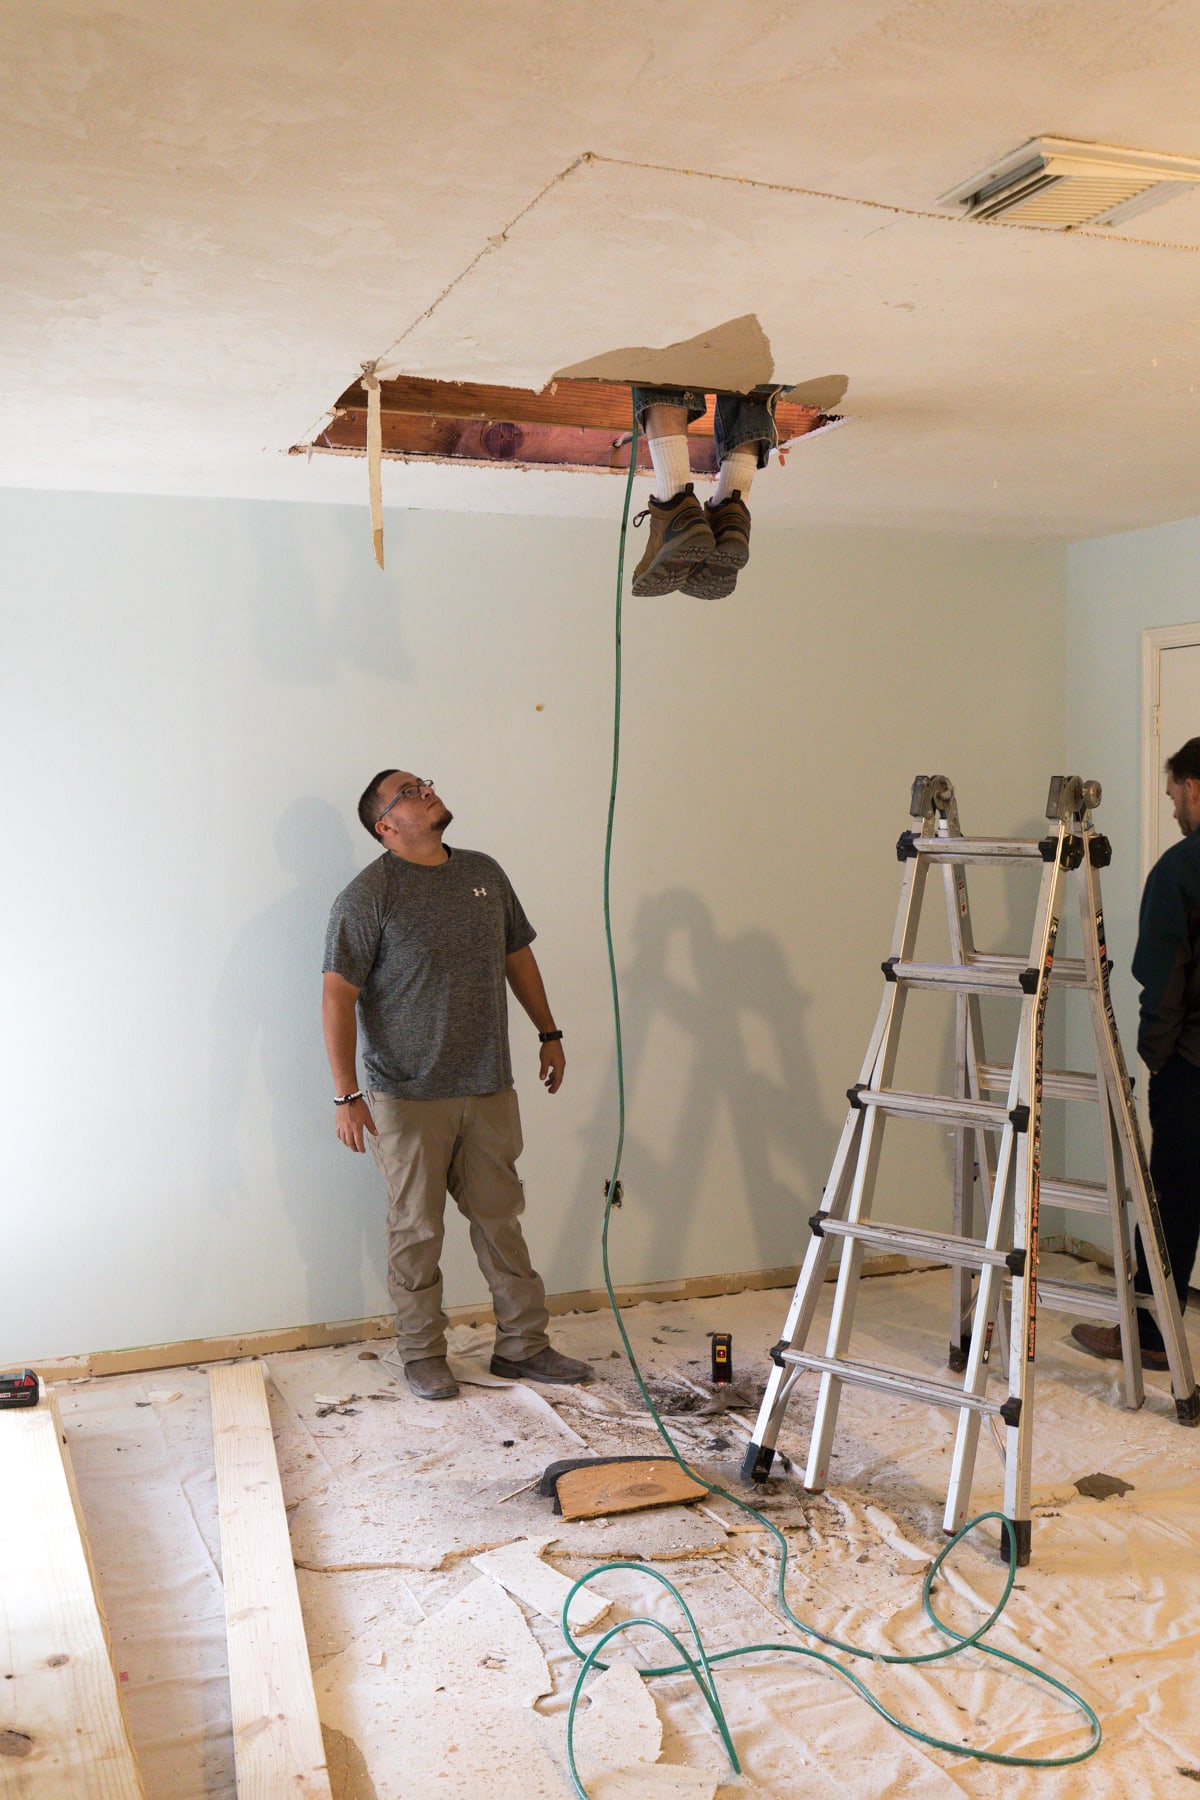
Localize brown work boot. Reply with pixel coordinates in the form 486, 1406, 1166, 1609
1069, 1322, 1168, 1370
631, 485, 714, 596
490, 1345, 594, 1384
705, 492, 752, 570
679, 558, 738, 601
404, 1355, 460, 1400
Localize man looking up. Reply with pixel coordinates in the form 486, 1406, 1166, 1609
1073, 737, 1200, 1371
322, 770, 592, 1401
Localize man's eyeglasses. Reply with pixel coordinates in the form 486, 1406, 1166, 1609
377, 778, 435, 823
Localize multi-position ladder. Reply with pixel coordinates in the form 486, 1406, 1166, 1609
742, 774, 1199, 1565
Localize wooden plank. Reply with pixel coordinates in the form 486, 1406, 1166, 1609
32, 1259, 956, 1382
320, 406, 832, 474
0, 1388, 145, 1798
555, 1459, 708, 1521
334, 376, 830, 443
337, 374, 643, 430
209, 1363, 331, 1800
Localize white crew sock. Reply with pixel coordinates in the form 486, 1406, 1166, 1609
647, 433, 692, 503
713, 447, 759, 505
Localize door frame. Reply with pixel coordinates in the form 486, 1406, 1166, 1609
1141, 622, 1200, 881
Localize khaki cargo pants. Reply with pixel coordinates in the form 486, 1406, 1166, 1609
366, 1087, 551, 1365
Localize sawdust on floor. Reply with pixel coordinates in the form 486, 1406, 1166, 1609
55, 1261, 1200, 1798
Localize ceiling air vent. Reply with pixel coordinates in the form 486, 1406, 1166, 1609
938, 137, 1200, 230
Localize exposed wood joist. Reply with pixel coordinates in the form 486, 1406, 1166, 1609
298, 374, 839, 472
209, 1363, 331, 1800
0, 1386, 145, 1797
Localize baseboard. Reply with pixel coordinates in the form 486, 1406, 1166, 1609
21, 1240, 1128, 1386
14, 1253, 940, 1384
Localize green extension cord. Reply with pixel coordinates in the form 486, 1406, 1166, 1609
559, 407, 1102, 1795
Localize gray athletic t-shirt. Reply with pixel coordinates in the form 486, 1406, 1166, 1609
323, 847, 536, 1100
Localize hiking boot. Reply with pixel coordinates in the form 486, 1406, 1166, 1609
631, 485, 714, 596
490, 1345, 594, 1385
1069, 1322, 1168, 1371
679, 558, 738, 601
705, 492, 752, 570
404, 1355, 460, 1400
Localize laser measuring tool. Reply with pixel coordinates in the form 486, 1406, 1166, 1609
710, 1333, 733, 1384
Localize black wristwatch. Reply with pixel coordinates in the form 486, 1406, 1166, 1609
538, 1030, 563, 1043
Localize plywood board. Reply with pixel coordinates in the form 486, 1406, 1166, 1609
0, 1388, 144, 1797
555, 1460, 707, 1522
209, 1363, 331, 1799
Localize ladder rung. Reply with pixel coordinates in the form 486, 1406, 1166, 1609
1039, 1177, 1111, 1216
978, 1061, 1100, 1102
1036, 1276, 1123, 1323
815, 1216, 1011, 1270
907, 836, 1046, 862
774, 1348, 1003, 1416
890, 954, 1088, 993
854, 1088, 1009, 1131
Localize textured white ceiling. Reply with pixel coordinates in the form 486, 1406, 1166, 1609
3, 1, 1200, 537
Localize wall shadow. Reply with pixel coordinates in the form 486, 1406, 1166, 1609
207, 798, 380, 1322
566, 888, 833, 1281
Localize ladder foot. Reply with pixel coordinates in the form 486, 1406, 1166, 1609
1174, 1386, 1200, 1426
947, 1334, 970, 1374
1000, 1517, 1031, 1567
740, 1441, 776, 1484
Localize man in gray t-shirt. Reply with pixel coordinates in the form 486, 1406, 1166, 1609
322, 769, 592, 1401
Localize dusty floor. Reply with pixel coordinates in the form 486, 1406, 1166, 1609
60, 1260, 1200, 1798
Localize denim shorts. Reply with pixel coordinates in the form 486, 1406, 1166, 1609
631, 385, 781, 469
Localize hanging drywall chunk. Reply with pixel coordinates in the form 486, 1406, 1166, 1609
361, 361, 384, 568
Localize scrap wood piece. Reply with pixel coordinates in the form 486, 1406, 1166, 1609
0, 1384, 145, 1797
209, 1362, 332, 1799
554, 1460, 708, 1523
471, 1536, 611, 1631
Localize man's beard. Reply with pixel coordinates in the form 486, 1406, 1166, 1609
431, 804, 453, 830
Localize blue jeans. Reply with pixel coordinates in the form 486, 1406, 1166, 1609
631, 385, 780, 470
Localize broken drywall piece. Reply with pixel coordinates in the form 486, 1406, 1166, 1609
315, 1577, 566, 1798
573, 1662, 661, 1770
782, 373, 849, 410
573, 1663, 719, 1800
553, 314, 774, 395
472, 1536, 611, 1632
448, 1357, 515, 1388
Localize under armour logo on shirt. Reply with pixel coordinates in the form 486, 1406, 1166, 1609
474, 886, 488, 897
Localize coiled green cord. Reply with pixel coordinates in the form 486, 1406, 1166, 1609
562, 404, 1102, 1795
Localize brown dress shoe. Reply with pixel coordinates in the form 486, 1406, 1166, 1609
1070, 1322, 1168, 1370
404, 1355, 460, 1400
490, 1345, 594, 1384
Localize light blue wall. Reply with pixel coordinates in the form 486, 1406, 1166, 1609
1, 489, 1065, 1362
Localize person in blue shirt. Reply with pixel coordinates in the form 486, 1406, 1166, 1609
1073, 737, 1200, 1371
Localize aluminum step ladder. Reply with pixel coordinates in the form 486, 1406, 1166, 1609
742, 774, 1199, 1566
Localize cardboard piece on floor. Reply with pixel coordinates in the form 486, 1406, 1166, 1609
555, 1460, 708, 1521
